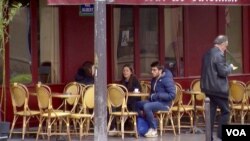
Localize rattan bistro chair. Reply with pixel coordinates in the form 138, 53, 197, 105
140, 81, 151, 93
57, 82, 81, 111
155, 83, 178, 136
190, 79, 206, 123
171, 82, 194, 134
229, 80, 249, 124
107, 84, 138, 139
35, 83, 71, 141
140, 81, 151, 100
70, 85, 95, 140
9, 83, 40, 140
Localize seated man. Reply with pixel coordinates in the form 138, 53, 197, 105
135, 61, 176, 137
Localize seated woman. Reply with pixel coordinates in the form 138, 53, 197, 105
119, 64, 141, 111
75, 61, 95, 85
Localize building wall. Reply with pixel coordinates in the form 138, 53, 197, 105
59, 6, 94, 83
184, 6, 220, 76
58, 6, 250, 81
4, 4, 250, 127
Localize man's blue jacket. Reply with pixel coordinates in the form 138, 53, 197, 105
150, 69, 176, 106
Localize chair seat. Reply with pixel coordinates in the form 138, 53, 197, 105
231, 105, 250, 110
42, 112, 71, 117
156, 110, 170, 114
196, 106, 204, 110
172, 106, 193, 111
16, 110, 40, 116
111, 112, 138, 116
71, 113, 92, 119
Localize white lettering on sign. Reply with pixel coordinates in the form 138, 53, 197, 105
82, 8, 94, 12
192, 0, 238, 2
226, 129, 247, 136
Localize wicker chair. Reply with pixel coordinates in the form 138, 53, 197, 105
9, 83, 40, 140
107, 83, 138, 139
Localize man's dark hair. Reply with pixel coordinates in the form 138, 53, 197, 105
150, 61, 164, 70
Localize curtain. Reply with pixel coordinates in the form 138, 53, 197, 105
40, 1, 60, 83
113, 8, 120, 80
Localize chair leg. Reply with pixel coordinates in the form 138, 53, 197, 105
241, 111, 244, 124
73, 119, 77, 133
133, 116, 138, 138
22, 116, 27, 140
170, 114, 176, 136
159, 114, 163, 136
80, 120, 83, 141
121, 117, 125, 139
190, 112, 194, 133
36, 119, 43, 141
178, 112, 180, 134
86, 118, 90, 135
107, 116, 114, 133
48, 124, 51, 141
66, 117, 71, 141
9, 115, 18, 139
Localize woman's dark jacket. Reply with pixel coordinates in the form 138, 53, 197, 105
120, 75, 141, 111
120, 75, 141, 92
75, 68, 94, 85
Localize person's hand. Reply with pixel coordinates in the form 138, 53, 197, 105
150, 93, 158, 101
230, 64, 238, 70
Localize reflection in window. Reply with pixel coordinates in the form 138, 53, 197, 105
225, 6, 242, 73
139, 8, 158, 77
9, 7, 32, 84
164, 7, 183, 77
113, 7, 134, 80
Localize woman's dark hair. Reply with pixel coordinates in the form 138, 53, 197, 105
120, 64, 135, 91
81, 61, 94, 77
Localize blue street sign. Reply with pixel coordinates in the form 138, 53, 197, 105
79, 4, 94, 16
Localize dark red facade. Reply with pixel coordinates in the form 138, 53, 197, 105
3, 1, 250, 124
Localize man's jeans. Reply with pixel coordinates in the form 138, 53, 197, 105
135, 100, 168, 129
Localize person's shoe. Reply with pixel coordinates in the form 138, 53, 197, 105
144, 128, 153, 136
145, 128, 158, 138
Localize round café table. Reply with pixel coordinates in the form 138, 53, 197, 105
182, 90, 205, 134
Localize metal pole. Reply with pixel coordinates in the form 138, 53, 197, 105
205, 97, 211, 141
94, 0, 107, 141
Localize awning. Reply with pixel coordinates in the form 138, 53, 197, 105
48, 0, 250, 6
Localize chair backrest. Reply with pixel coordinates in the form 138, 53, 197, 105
190, 79, 205, 102
36, 83, 52, 111
63, 82, 81, 105
10, 83, 29, 113
229, 80, 246, 103
173, 82, 183, 106
107, 84, 128, 113
82, 85, 95, 111
140, 81, 151, 93
245, 81, 250, 98
79, 83, 86, 90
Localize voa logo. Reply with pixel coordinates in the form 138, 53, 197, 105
226, 129, 246, 136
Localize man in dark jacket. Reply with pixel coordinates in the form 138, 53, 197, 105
200, 35, 237, 141
135, 61, 176, 138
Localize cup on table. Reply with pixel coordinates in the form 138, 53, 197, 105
134, 88, 139, 93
